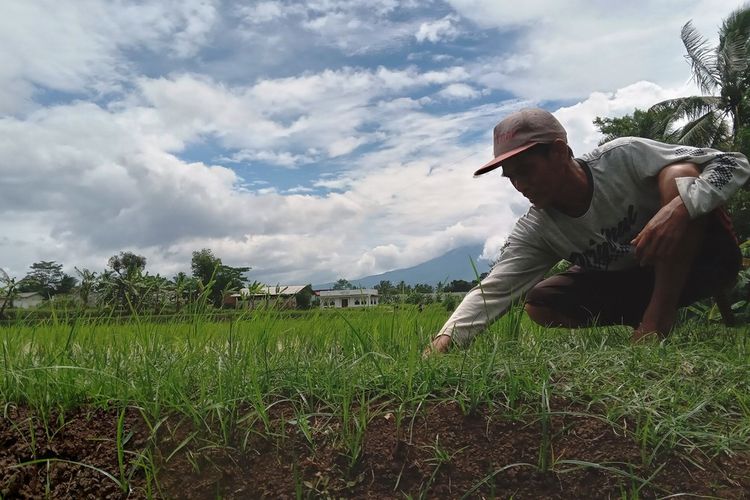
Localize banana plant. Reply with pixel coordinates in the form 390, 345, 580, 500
0, 268, 18, 320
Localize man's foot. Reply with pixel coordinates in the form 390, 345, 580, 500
631, 317, 675, 343
631, 326, 660, 343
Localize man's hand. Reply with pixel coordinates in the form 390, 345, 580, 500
422, 334, 452, 357
631, 196, 690, 266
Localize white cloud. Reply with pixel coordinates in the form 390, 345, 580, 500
416, 14, 460, 43
0, 0, 220, 114
553, 80, 700, 157
421, 67, 471, 85
436, 83, 483, 100
328, 136, 367, 157
236, 1, 288, 24
133, 66, 471, 164
223, 150, 319, 168
167, 0, 219, 58
449, 0, 741, 100
285, 186, 315, 194
235, 0, 424, 55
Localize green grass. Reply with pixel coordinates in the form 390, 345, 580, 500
1, 304, 749, 494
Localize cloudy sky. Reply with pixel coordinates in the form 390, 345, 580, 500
0, 0, 743, 284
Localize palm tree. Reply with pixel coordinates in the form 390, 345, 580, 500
650, 5, 750, 148
74, 267, 98, 307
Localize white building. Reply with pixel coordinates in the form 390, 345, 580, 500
317, 289, 378, 308
14, 292, 44, 309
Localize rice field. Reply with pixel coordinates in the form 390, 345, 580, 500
1, 305, 749, 498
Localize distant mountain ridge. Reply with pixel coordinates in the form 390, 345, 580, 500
314, 244, 488, 289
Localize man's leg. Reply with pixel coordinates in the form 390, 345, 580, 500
524, 266, 652, 329
525, 302, 583, 328
632, 163, 705, 341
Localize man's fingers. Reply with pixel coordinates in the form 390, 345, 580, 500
632, 233, 649, 264
423, 335, 452, 357
634, 230, 680, 267
632, 200, 689, 266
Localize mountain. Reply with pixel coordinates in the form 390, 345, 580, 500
314, 244, 489, 289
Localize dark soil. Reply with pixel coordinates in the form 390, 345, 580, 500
1, 400, 748, 499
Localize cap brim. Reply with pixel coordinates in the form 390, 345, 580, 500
473, 142, 539, 177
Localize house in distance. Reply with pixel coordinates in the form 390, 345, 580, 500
317, 289, 378, 308
13, 292, 45, 309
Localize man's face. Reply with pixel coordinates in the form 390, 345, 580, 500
500, 146, 559, 209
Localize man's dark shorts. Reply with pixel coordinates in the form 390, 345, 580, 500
525, 210, 742, 327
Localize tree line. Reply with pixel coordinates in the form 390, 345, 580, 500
0, 249, 261, 319
1, 254, 482, 319
332, 277, 482, 295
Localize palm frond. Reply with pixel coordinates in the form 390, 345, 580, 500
719, 5, 750, 47
643, 108, 675, 141
672, 110, 729, 148
649, 96, 722, 127
681, 21, 720, 94
717, 27, 750, 80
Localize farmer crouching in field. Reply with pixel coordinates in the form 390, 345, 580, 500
427, 108, 750, 354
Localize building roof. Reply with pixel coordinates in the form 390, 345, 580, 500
318, 289, 378, 297
234, 285, 312, 297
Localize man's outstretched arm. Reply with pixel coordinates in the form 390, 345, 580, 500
424, 231, 555, 354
